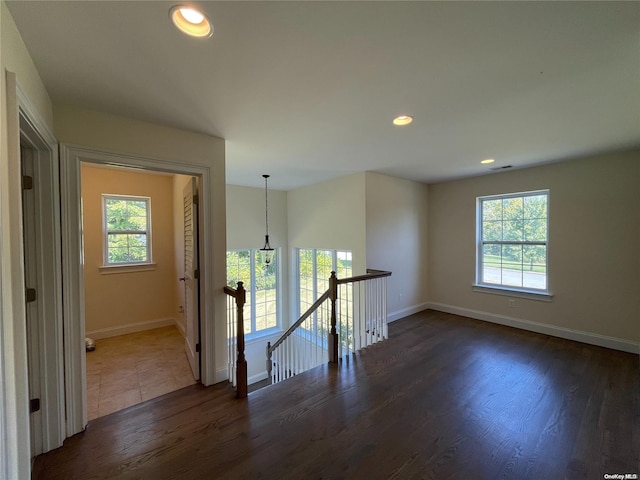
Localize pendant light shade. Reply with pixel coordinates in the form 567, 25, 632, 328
259, 174, 275, 265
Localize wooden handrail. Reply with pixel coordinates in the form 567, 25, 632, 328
268, 290, 330, 354
224, 282, 247, 399
335, 269, 392, 285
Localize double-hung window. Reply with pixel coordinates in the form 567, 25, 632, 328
103, 195, 151, 265
476, 190, 549, 296
226, 249, 279, 337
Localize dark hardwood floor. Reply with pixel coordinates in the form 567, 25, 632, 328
33, 310, 639, 479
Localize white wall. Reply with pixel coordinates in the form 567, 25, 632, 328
365, 172, 429, 321
428, 149, 640, 351
226, 184, 288, 383
288, 173, 367, 275
0, 2, 55, 477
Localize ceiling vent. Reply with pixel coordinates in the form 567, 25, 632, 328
490, 165, 513, 171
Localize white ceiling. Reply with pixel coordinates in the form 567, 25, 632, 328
6, 1, 640, 190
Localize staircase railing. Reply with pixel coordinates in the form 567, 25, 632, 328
224, 281, 248, 398
266, 269, 391, 385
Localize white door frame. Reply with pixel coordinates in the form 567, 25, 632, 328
17, 85, 66, 452
60, 144, 216, 435
1, 72, 65, 480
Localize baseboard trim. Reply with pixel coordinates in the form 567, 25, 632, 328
248, 372, 269, 385
214, 367, 229, 384
388, 302, 430, 323
86, 318, 177, 340
426, 302, 640, 354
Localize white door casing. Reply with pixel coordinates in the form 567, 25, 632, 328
21, 147, 43, 458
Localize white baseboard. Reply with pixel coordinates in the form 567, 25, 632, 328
174, 318, 186, 338
214, 367, 229, 384
388, 302, 430, 323
248, 371, 269, 385
86, 318, 177, 340
426, 302, 640, 354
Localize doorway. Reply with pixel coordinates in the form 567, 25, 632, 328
79, 163, 200, 419
60, 144, 218, 436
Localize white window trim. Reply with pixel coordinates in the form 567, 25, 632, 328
227, 248, 281, 339
475, 189, 552, 300
102, 194, 152, 267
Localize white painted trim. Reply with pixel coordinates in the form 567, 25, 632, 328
248, 371, 268, 385
59, 145, 87, 437
426, 302, 640, 354
215, 366, 229, 384
86, 318, 177, 340
0, 69, 27, 480
387, 302, 429, 323
99, 263, 156, 274
17, 85, 66, 454
60, 144, 217, 437
472, 284, 553, 302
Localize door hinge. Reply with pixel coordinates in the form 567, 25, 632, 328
22, 175, 33, 190
195, 343, 201, 353
25, 288, 37, 303
30, 398, 40, 413
193, 194, 199, 206
194, 269, 200, 280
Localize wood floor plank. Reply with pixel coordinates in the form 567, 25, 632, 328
33, 310, 639, 479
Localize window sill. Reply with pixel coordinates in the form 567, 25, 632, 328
472, 284, 553, 302
245, 328, 283, 345
99, 263, 157, 275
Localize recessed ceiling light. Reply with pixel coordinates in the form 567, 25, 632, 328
170, 5, 213, 38
393, 115, 413, 126
481, 158, 495, 164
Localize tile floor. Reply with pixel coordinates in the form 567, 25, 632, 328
85, 326, 196, 420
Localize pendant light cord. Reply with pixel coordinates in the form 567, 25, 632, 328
263, 174, 269, 237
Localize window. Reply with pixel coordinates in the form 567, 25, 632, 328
297, 249, 352, 317
477, 190, 549, 294
103, 195, 151, 265
226, 249, 279, 336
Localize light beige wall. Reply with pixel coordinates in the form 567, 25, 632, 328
288, 173, 367, 275
428, 149, 640, 346
365, 172, 429, 319
1, 3, 55, 476
81, 165, 178, 334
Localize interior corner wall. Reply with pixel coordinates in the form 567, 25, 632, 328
1, 2, 55, 477
226, 184, 289, 383
365, 172, 429, 321
287, 173, 367, 275
427, 149, 640, 350
81, 165, 178, 337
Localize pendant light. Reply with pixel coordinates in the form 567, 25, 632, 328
259, 174, 275, 265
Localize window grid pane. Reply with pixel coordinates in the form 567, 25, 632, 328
104, 196, 150, 264
479, 191, 548, 291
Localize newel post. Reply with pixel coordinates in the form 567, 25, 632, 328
236, 281, 248, 398
328, 271, 339, 363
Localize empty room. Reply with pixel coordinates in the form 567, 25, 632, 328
1, 2, 638, 479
